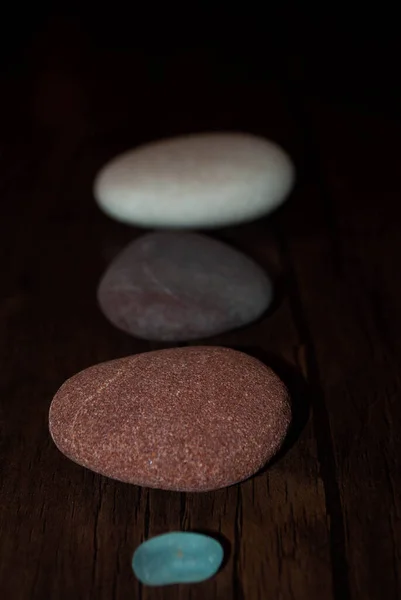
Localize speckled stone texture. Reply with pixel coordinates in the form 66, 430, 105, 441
49, 347, 291, 492
97, 232, 273, 341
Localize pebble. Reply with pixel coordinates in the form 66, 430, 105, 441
132, 532, 224, 586
93, 132, 295, 229
48, 346, 291, 492
97, 232, 273, 341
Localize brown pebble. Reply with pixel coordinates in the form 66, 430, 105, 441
49, 347, 291, 492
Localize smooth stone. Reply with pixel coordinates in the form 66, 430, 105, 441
132, 532, 224, 586
93, 132, 295, 229
97, 232, 273, 342
49, 346, 291, 492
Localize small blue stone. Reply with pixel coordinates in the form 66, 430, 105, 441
132, 532, 224, 586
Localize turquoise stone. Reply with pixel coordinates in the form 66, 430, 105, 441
132, 532, 224, 586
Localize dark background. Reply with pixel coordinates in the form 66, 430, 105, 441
1, 3, 400, 599
2, 3, 401, 109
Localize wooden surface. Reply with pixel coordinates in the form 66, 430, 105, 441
1, 10, 401, 600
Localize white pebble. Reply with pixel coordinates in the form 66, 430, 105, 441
94, 132, 295, 229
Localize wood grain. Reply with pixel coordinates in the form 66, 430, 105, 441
285, 100, 401, 600
1, 11, 400, 600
